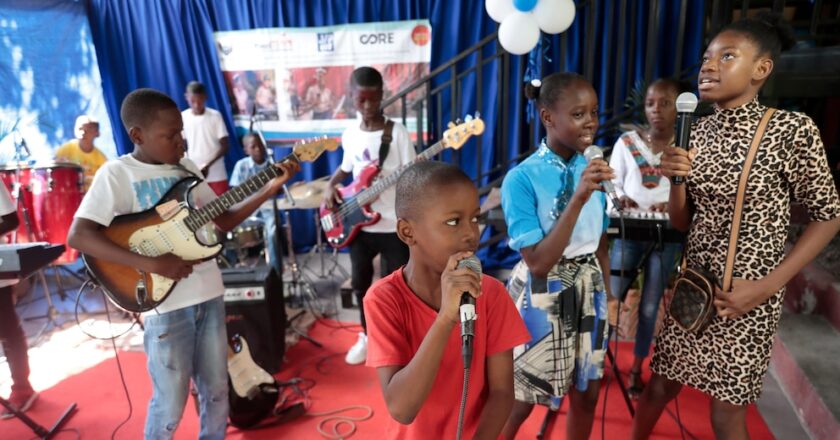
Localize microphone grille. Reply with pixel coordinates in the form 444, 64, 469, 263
583, 145, 603, 162
676, 92, 699, 112
457, 255, 482, 277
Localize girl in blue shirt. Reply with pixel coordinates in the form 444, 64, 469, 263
501, 72, 616, 440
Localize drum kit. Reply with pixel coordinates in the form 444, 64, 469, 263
0, 136, 88, 343
0, 161, 84, 265
223, 175, 348, 316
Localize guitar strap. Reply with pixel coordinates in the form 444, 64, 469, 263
377, 119, 394, 168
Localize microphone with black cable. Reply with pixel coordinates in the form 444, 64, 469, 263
455, 254, 481, 440
456, 255, 481, 368
671, 92, 699, 185
583, 145, 622, 212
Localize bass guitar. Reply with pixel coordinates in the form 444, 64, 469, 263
227, 334, 280, 429
83, 138, 338, 313
319, 115, 485, 248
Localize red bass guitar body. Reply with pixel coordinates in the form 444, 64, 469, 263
319, 163, 382, 249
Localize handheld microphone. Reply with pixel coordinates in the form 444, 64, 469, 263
583, 146, 622, 211
457, 255, 481, 368
672, 92, 698, 185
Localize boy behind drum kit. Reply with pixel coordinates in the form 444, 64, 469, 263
229, 131, 343, 320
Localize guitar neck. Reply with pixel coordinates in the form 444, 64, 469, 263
355, 140, 447, 206
184, 154, 298, 232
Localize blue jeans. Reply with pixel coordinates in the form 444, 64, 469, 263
143, 296, 228, 440
609, 239, 682, 359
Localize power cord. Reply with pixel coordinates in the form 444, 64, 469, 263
277, 348, 375, 438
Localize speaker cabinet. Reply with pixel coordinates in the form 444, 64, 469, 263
222, 266, 285, 373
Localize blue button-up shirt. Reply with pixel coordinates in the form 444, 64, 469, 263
501, 141, 608, 258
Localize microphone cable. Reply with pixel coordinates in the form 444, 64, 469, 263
456, 367, 470, 440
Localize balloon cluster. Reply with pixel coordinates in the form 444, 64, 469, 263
486, 0, 576, 54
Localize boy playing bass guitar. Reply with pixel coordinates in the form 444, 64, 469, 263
322, 66, 416, 365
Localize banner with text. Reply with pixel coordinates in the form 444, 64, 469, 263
214, 20, 431, 143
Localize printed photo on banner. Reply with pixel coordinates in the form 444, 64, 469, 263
223, 69, 278, 120
214, 20, 432, 142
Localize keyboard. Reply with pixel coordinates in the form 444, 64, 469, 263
0, 242, 65, 279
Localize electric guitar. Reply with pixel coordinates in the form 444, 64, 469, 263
83, 138, 338, 313
227, 334, 280, 429
319, 115, 485, 248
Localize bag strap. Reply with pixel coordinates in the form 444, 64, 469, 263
722, 108, 776, 292
377, 119, 394, 167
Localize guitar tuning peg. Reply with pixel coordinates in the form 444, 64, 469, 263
464, 115, 473, 122
447, 121, 455, 129
455, 118, 462, 124
474, 111, 481, 119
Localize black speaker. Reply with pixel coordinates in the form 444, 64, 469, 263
222, 266, 285, 374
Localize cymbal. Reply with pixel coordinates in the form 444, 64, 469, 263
263, 177, 330, 210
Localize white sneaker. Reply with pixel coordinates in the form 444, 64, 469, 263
345, 332, 367, 365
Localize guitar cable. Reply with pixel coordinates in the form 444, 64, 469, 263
72, 277, 135, 439
103, 294, 134, 440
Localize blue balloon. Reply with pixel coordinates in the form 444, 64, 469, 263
513, 0, 538, 12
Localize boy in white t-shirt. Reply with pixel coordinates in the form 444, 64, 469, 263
322, 67, 416, 365
0, 184, 38, 418
68, 88, 299, 439
182, 81, 230, 195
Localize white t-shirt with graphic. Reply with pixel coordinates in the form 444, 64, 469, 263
74, 155, 225, 315
182, 107, 229, 182
0, 184, 18, 288
339, 119, 416, 233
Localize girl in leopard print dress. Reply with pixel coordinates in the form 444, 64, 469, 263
632, 12, 840, 439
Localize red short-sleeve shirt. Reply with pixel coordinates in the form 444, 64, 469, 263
365, 268, 531, 440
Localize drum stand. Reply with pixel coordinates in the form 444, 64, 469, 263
281, 211, 322, 348
301, 211, 349, 280
5, 151, 73, 345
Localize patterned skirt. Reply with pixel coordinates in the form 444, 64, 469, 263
507, 254, 609, 408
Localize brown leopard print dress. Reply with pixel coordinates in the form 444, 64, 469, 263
650, 98, 840, 405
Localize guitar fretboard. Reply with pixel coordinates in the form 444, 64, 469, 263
183, 156, 297, 232
355, 140, 448, 206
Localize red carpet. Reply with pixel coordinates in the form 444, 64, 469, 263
3, 320, 774, 439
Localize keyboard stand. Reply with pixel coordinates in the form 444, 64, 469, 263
0, 396, 76, 440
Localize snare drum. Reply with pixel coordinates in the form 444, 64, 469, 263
228, 217, 265, 249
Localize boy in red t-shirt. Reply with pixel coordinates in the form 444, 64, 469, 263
364, 161, 531, 439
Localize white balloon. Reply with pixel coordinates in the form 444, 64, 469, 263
534, 0, 576, 34
486, 0, 516, 24
499, 12, 541, 55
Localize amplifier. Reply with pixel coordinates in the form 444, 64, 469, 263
222, 266, 285, 373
